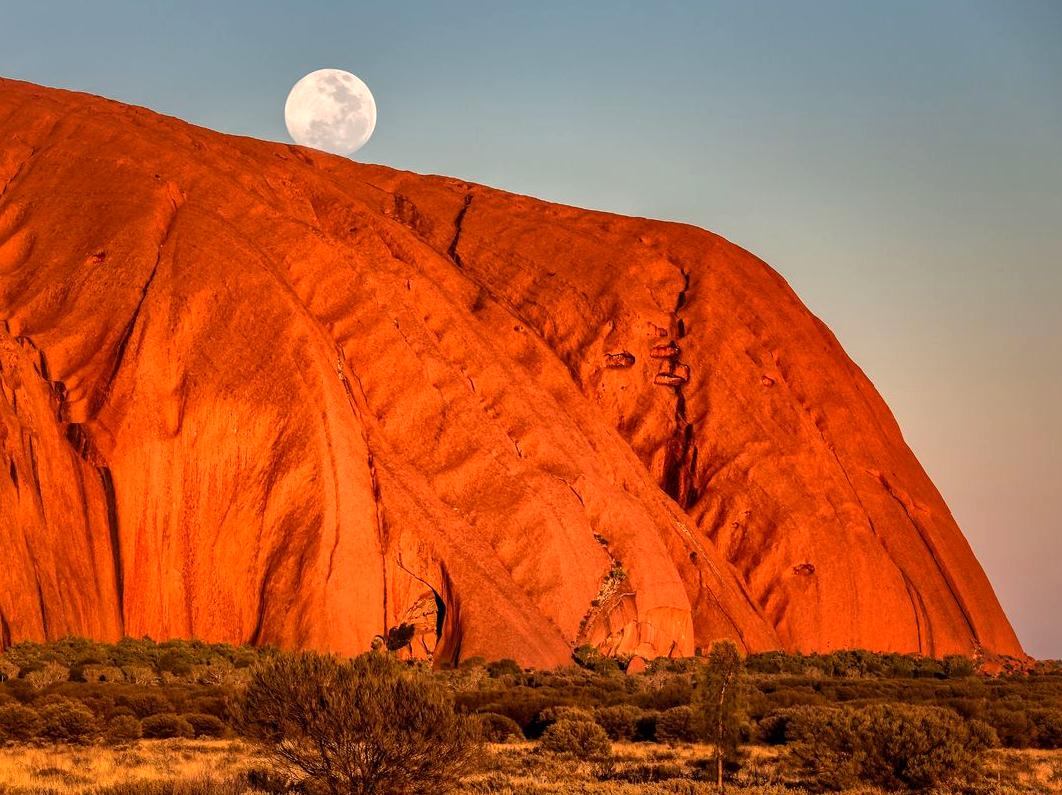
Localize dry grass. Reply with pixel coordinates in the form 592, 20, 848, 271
0, 741, 1057, 794
0, 740, 266, 794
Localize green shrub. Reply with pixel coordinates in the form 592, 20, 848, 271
475, 712, 524, 743
184, 712, 227, 738
786, 703, 996, 791
105, 714, 143, 743
594, 704, 641, 740
655, 705, 696, 744
540, 718, 612, 759
38, 699, 97, 744
0, 703, 42, 742
141, 713, 195, 739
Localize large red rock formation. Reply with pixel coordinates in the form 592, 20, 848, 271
0, 78, 1023, 666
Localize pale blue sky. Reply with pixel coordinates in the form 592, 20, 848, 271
3, 1, 1060, 657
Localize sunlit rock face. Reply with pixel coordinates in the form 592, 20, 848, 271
0, 78, 1023, 666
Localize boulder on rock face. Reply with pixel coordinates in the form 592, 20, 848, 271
0, 78, 1023, 666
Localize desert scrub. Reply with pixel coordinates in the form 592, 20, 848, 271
785, 702, 998, 791
540, 718, 612, 760
240, 650, 480, 794
475, 712, 524, 743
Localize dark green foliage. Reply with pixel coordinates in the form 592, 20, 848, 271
655, 705, 696, 743
539, 718, 612, 759
38, 698, 97, 743
141, 713, 195, 739
785, 703, 997, 791
475, 712, 524, 742
0, 703, 42, 742
240, 650, 480, 795
594, 704, 642, 740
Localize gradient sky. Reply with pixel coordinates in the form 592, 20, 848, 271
3, 1, 1060, 657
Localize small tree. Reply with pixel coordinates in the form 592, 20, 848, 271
692, 640, 745, 789
240, 650, 480, 795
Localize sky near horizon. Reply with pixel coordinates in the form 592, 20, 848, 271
3, 1, 1060, 657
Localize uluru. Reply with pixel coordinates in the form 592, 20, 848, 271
0, 77, 1023, 668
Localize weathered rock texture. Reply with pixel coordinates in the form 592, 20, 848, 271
0, 78, 1023, 666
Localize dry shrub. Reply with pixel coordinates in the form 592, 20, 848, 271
142, 713, 195, 739
38, 698, 97, 744
786, 702, 997, 791
475, 712, 524, 743
539, 718, 612, 760
240, 650, 480, 794
0, 703, 42, 742
594, 704, 642, 741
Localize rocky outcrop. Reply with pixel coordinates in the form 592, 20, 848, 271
0, 78, 1023, 666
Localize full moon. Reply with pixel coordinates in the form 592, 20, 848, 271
284, 69, 377, 156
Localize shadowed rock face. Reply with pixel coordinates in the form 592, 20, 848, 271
0, 78, 1023, 666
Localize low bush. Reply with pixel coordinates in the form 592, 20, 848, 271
785, 703, 997, 791
594, 704, 642, 740
539, 718, 612, 759
486, 658, 522, 678
38, 699, 97, 743
0, 703, 42, 743
475, 712, 524, 743
105, 713, 143, 743
184, 712, 227, 738
655, 705, 696, 744
241, 651, 480, 795
141, 713, 195, 739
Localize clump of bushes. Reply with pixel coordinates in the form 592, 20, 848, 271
540, 718, 612, 759
785, 703, 997, 791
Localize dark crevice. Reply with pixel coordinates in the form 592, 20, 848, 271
8, 460, 17, 494
26, 434, 42, 507
100, 467, 124, 623
0, 612, 10, 652
34, 578, 49, 637
432, 588, 446, 639
446, 193, 473, 269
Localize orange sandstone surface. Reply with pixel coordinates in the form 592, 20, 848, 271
0, 79, 1023, 667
